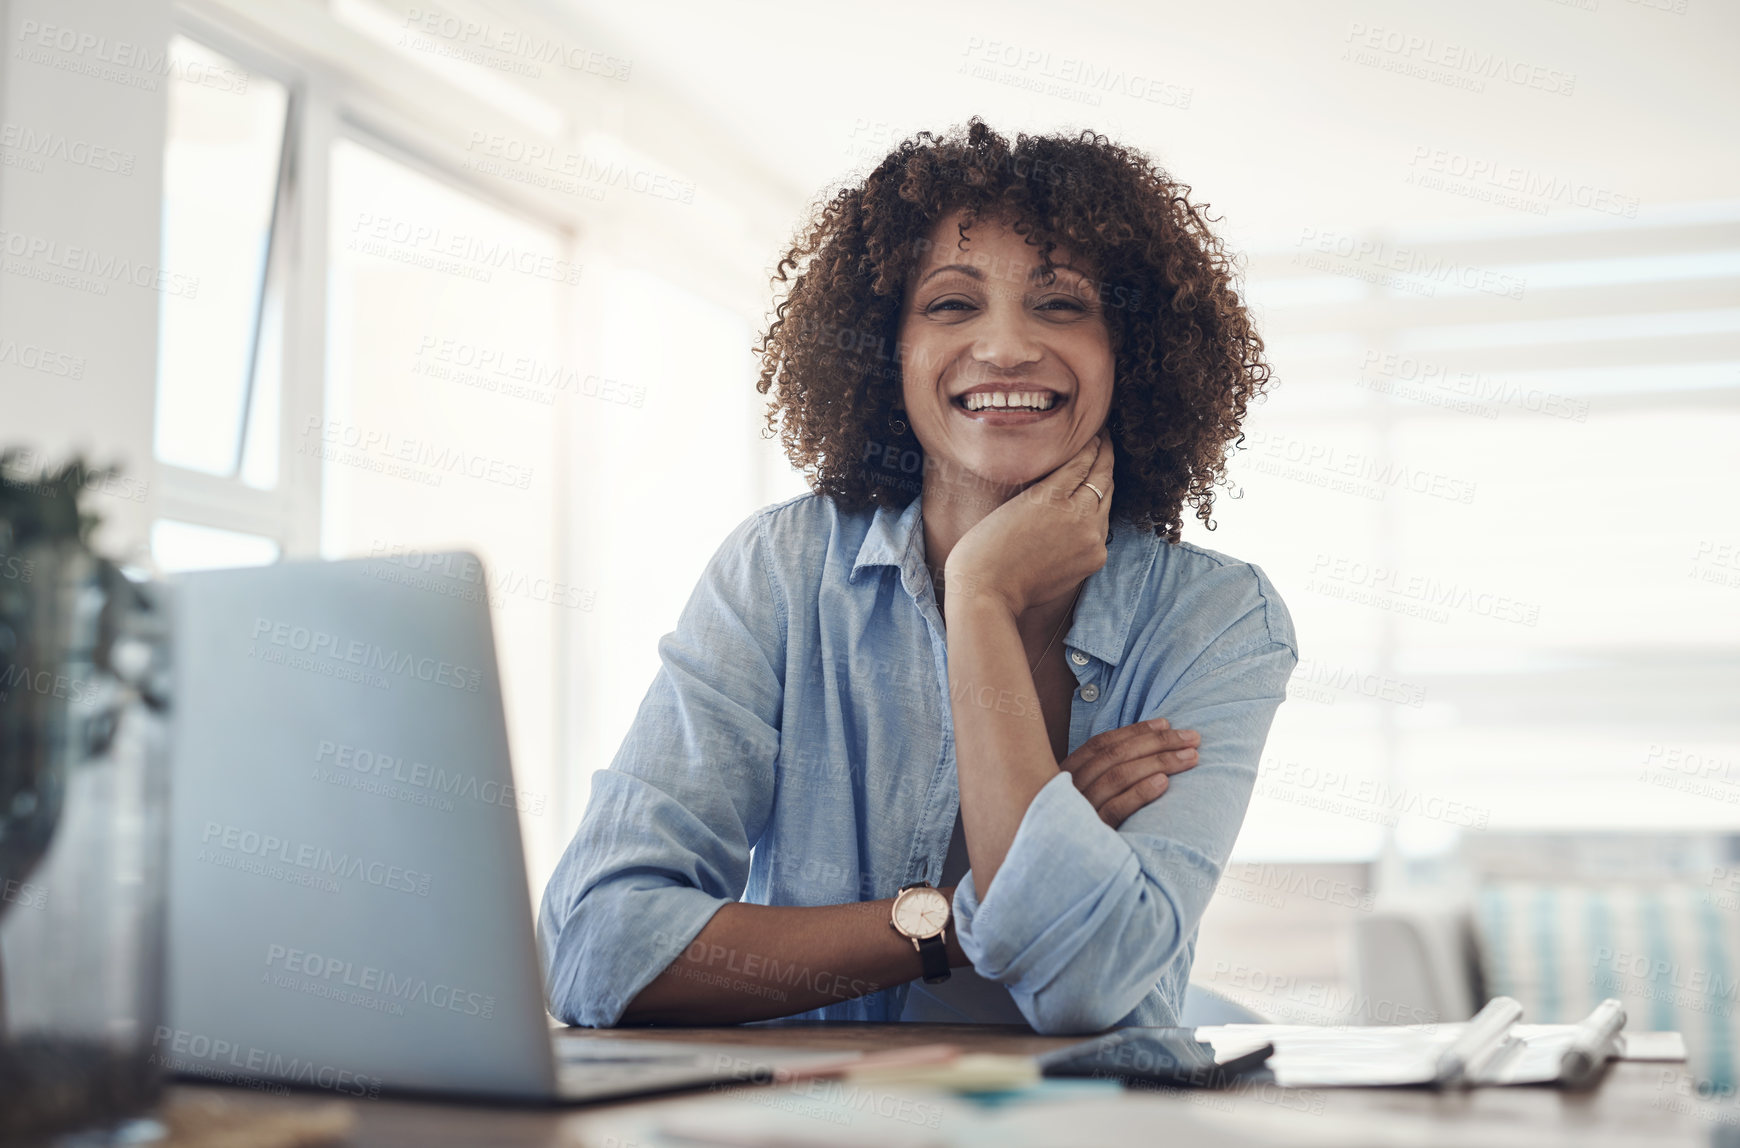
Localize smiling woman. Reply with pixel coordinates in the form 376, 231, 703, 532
756, 116, 1274, 545
537, 117, 1299, 1034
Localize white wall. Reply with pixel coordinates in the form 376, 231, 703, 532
0, 0, 171, 563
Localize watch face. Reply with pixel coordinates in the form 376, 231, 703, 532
893, 887, 949, 938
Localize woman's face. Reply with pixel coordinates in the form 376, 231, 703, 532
897, 209, 1115, 496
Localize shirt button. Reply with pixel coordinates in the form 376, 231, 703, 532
1070, 651, 1089, 666
1079, 683, 1100, 702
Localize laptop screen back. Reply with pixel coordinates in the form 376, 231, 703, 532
163, 554, 556, 1099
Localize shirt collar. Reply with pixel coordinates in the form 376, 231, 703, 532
849, 496, 1159, 669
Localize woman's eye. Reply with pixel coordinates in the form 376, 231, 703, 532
925, 298, 973, 314
1037, 297, 1087, 312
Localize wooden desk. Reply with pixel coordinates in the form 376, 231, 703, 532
162, 1023, 1727, 1147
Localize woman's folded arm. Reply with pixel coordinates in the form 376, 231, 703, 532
951, 636, 1298, 1035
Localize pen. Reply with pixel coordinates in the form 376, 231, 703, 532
1435, 996, 1523, 1088
1560, 998, 1626, 1088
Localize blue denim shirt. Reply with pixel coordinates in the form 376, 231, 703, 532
538, 491, 1298, 1035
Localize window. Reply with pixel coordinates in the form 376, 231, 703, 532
321, 136, 569, 880
1192, 208, 1740, 861
152, 26, 304, 568
143, 2, 851, 902
150, 519, 280, 573
154, 35, 290, 483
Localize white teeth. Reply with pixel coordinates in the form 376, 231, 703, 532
961, 391, 1055, 412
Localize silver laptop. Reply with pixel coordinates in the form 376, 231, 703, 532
164, 553, 842, 1102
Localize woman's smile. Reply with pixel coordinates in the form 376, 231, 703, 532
951, 384, 1070, 425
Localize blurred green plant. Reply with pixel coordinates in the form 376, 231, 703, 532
0, 449, 115, 551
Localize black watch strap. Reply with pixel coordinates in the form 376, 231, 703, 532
916, 933, 951, 984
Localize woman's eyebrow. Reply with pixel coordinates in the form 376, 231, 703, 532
917, 261, 1090, 287
918, 263, 985, 286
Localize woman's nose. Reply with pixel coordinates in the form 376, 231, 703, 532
970, 298, 1043, 371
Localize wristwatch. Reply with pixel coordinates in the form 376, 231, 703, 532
890, 881, 952, 984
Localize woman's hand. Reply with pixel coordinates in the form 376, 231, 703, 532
1061, 717, 1201, 829
944, 427, 1114, 619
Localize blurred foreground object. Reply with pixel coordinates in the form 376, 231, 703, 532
0, 449, 173, 1142
160, 1093, 355, 1148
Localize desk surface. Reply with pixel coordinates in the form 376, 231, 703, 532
164, 1023, 1726, 1147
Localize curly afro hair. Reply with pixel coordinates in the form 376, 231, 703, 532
752, 117, 1275, 543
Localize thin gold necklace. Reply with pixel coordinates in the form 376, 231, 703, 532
1030, 582, 1084, 675
934, 575, 1082, 673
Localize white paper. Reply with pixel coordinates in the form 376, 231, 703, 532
1613, 1030, 1689, 1061
1192, 1022, 1688, 1087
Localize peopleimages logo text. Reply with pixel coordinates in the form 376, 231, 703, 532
1295, 226, 1526, 299
251, 617, 483, 692
0, 226, 199, 297
299, 417, 535, 490
200, 821, 433, 897
14, 20, 250, 93
315, 741, 546, 815
150, 1027, 379, 1097
265, 943, 496, 1019
0, 122, 135, 174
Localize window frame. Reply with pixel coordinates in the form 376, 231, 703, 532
157, 5, 593, 560
154, 14, 309, 551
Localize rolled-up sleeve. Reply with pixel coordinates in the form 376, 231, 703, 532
537, 513, 785, 1027
950, 564, 1297, 1035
